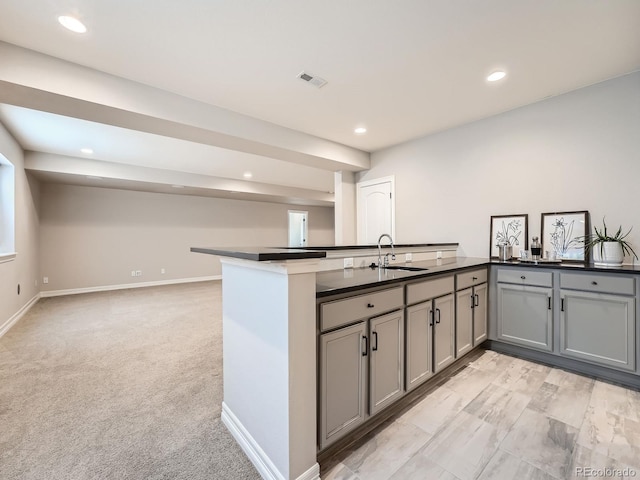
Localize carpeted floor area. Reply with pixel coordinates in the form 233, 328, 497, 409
0, 281, 260, 480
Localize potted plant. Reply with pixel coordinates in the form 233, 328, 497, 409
583, 218, 638, 266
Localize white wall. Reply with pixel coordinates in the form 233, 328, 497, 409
39, 184, 335, 292
0, 123, 40, 330
359, 72, 640, 261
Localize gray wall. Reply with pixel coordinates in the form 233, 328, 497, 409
0, 123, 40, 326
359, 72, 640, 260
38, 184, 335, 292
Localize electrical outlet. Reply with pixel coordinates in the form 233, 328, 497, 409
343, 257, 354, 269
161, 268, 165, 274
135, 270, 142, 277
437, 251, 443, 259
131, 270, 136, 277
405, 252, 413, 262
43, 276, 49, 284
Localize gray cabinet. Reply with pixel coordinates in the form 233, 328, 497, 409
319, 287, 404, 448
456, 268, 488, 357
369, 310, 405, 415
559, 272, 636, 372
433, 293, 456, 372
496, 268, 553, 352
319, 321, 367, 449
405, 275, 455, 391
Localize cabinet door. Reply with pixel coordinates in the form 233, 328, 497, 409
433, 293, 455, 373
456, 287, 473, 357
560, 290, 635, 371
319, 322, 368, 449
473, 283, 488, 346
405, 302, 433, 392
497, 283, 553, 352
369, 309, 405, 416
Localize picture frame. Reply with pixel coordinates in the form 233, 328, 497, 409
540, 210, 590, 262
489, 214, 528, 258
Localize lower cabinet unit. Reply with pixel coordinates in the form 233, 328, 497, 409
318, 286, 404, 449
433, 294, 456, 373
496, 268, 553, 352
319, 322, 367, 449
455, 268, 488, 357
559, 272, 636, 372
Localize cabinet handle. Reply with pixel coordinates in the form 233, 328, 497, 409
561, 298, 565, 312
372, 331, 378, 351
548, 296, 552, 310
367, 303, 375, 308
591, 281, 598, 285
474, 293, 479, 307
429, 310, 434, 327
362, 336, 368, 356
436, 308, 441, 324
520, 275, 526, 280
472, 276, 478, 281
470, 294, 475, 309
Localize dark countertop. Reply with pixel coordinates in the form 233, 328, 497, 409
191, 243, 458, 261
490, 259, 640, 274
190, 247, 326, 261
316, 257, 490, 297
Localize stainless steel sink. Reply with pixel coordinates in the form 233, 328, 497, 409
382, 265, 429, 272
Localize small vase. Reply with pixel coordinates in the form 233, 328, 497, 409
592, 242, 624, 266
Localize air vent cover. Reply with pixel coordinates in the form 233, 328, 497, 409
297, 71, 327, 88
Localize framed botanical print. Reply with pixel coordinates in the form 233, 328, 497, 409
489, 214, 528, 258
540, 210, 590, 262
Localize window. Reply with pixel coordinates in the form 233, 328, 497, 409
0, 153, 15, 258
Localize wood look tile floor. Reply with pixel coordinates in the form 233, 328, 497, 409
321, 350, 640, 480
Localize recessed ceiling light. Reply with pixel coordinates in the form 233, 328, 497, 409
354, 127, 367, 135
80, 148, 93, 154
58, 15, 87, 34
85, 175, 102, 180
243, 172, 253, 179
487, 71, 507, 82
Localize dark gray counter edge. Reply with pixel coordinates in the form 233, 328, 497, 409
190, 247, 326, 261
490, 259, 640, 274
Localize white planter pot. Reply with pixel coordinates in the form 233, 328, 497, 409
592, 241, 624, 266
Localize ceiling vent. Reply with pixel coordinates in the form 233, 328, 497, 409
297, 71, 327, 88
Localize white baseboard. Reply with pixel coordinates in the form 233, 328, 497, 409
221, 402, 320, 480
40, 275, 222, 298
0, 293, 40, 339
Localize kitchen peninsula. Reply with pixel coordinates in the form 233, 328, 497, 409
191, 243, 464, 480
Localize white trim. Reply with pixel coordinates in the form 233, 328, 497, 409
0, 252, 16, 264
40, 275, 221, 298
221, 403, 320, 480
0, 293, 40, 338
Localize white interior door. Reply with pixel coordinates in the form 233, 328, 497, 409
357, 176, 395, 245
288, 210, 308, 247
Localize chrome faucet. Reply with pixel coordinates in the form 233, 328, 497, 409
377, 234, 396, 268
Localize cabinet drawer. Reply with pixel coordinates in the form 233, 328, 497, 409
406, 275, 454, 305
321, 286, 403, 331
560, 272, 635, 295
497, 268, 552, 287
456, 268, 487, 290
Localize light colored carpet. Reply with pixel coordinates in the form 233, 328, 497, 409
0, 281, 260, 480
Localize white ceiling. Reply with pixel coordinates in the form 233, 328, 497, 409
0, 0, 639, 205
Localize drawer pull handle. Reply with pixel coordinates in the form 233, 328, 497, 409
429, 310, 434, 327
472, 276, 478, 281
372, 331, 378, 351
548, 296, 552, 310
520, 275, 526, 280
362, 336, 368, 356
470, 294, 475, 309
367, 303, 375, 308
592, 281, 598, 285
435, 308, 441, 324
561, 298, 565, 312
474, 293, 479, 307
